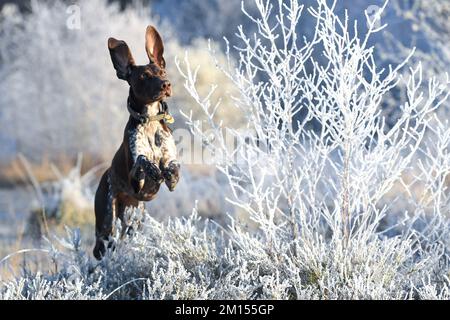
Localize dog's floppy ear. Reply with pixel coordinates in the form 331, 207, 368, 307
108, 37, 135, 81
145, 26, 166, 69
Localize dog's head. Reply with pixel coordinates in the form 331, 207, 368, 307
108, 26, 171, 103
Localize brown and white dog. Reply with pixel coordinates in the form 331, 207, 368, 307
93, 26, 180, 259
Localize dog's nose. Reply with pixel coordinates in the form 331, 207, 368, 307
161, 81, 171, 91
162, 81, 172, 96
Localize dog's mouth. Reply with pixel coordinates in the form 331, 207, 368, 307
154, 90, 171, 101
163, 86, 172, 97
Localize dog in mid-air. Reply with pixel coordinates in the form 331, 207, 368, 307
93, 26, 180, 260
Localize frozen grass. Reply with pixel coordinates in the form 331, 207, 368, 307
0, 207, 449, 299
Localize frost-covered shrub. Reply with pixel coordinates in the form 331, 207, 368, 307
383, 0, 450, 83
177, 0, 450, 298
0, 274, 107, 300
379, 0, 450, 123
1, 0, 450, 300
168, 39, 244, 130
0, 207, 448, 300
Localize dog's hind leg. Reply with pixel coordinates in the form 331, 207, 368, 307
93, 170, 117, 260
116, 194, 142, 238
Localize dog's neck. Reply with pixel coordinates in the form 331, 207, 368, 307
127, 90, 160, 117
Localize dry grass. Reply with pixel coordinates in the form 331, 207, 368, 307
0, 153, 104, 187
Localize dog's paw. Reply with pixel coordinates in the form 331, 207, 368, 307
134, 155, 163, 181
162, 160, 180, 191
140, 156, 163, 182
93, 237, 115, 260
93, 240, 105, 260
131, 156, 163, 194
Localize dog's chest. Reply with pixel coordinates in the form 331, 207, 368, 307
129, 122, 164, 163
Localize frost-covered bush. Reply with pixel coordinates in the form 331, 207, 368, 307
3, 210, 302, 299
0, 0, 241, 163
1, 0, 450, 300
383, 0, 450, 83
379, 0, 450, 124
1, 207, 449, 300
177, 0, 450, 298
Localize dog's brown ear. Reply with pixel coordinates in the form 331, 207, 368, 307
145, 26, 166, 69
108, 37, 135, 80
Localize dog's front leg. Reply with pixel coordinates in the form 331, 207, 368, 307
128, 126, 163, 193
158, 129, 180, 191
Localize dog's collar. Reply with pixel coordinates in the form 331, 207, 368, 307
127, 100, 174, 125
